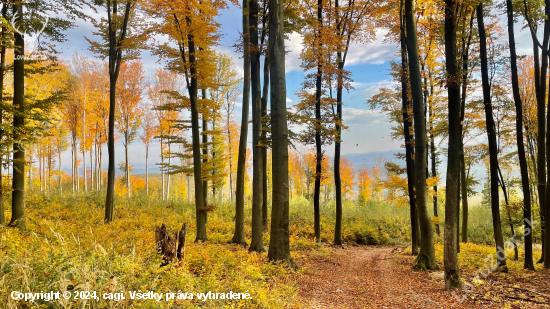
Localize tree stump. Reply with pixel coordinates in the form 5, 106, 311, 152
155, 223, 187, 266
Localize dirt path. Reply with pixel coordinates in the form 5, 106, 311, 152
293, 246, 550, 309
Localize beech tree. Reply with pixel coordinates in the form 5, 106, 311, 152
443, 0, 461, 289
232, 0, 251, 246
87, 0, 139, 223
477, 3, 507, 270
267, 0, 292, 262
116, 60, 145, 197
404, 0, 436, 269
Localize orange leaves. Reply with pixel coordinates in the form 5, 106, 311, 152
340, 157, 355, 199
357, 164, 373, 204
116, 60, 146, 143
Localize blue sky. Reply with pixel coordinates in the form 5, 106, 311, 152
54, 2, 537, 182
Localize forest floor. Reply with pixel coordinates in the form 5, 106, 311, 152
293, 246, 550, 308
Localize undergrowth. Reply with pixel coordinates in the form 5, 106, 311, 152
0, 192, 409, 308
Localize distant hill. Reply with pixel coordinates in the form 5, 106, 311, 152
341, 150, 403, 168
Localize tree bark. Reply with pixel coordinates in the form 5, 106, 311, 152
250, 0, 264, 252
313, 0, 323, 243
105, 0, 132, 223
459, 12, 474, 243
187, 22, 207, 242
267, 0, 291, 262
543, 3, 550, 269
405, 0, 437, 270
443, 0, 461, 288
125, 131, 130, 197
399, 14, 419, 254
428, 74, 439, 237
0, 3, 6, 225
261, 52, 270, 229
477, 3, 507, 270
9, 2, 25, 230
231, 0, 250, 245
145, 144, 149, 195
507, 0, 534, 270
333, 0, 344, 246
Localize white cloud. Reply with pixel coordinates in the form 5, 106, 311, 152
345, 30, 397, 67
284, 32, 304, 73
286, 97, 293, 103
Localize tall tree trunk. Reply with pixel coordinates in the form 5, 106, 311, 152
250, 0, 264, 253
443, 0, 461, 288
145, 144, 149, 195
201, 89, 208, 206
313, 0, 323, 243
231, 0, 251, 245
0, 3, 5, 225
186, 22, 207, 242
9, 2, 25, 230
460, 12, 474, 243
526, 3, 548, 264
544, 4, 550, 269
333, 0, 344, 246
406, 0, 437, 270
125, 132, 130, 197
161, 138, 165, 200
460, 153, 469, 242
90, 147, 93, 191
83, 101, 87, 193
399, 14, 419, 254
59, 151, 62, 194
105, 0, 132, 223
167, 143, 171, 201
428, 74, 439, 237
267, 0, 291, 262
507, 0, 534, 270
261, 53, 270, 228
477, 3, 507, 270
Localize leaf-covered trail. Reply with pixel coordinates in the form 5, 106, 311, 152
293, 246, 550, 308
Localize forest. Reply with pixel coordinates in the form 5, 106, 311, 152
1, 0, 550, 307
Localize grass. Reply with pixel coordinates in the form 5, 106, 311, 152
0, 191, 545, 308
0, 192, 411, 308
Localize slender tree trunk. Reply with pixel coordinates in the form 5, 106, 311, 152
105, 0, 131, 222
443, 0, 461, 288
9, 2, 25, 230
90, 145, 93, 191
145, 144, 149, 195
313, 0, 323, 243
0, 4, 5, 225
333, 0, 345, 246
231, 0, 251, 245
267, 0, 291, 262
428, 75, 439, 237
406, 0, 437, 269
460, 12, 474, 243
460, 153, 469, 242
201, 90, 207, 207
261, 52, 270, 229
186, 23, 207, 242
125, 132, 130, 197
477, 3, 507, 270
544, 5, 550, 269
507, 0, 534, 270
250, 0, 264, 252
400, 6, 419, 254
167, 143, 171, 201
83, 101, 87, 193
59, 151, 62, 194
161, 138, 165, 200
527, 7, 548, 265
